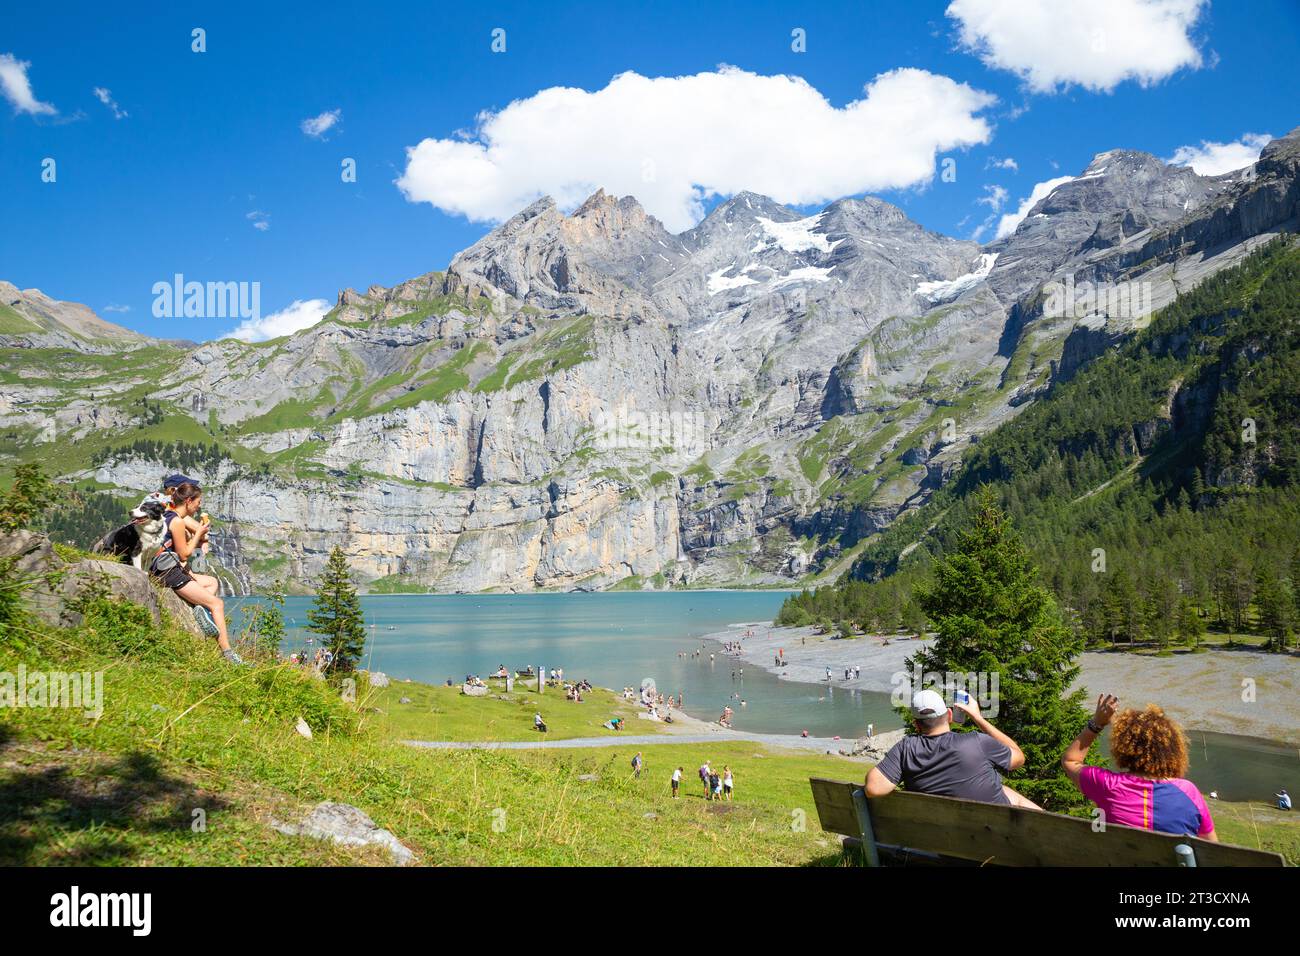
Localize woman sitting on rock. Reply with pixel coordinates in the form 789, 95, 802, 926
149, 482, 242, 665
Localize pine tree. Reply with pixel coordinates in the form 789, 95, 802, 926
247, 577, 287, 658
1290, 547, 1300, 620
1103, 571, 1142, 646
1177, 597, 1206, 651
307, 548, 366, 673
1255, 569, 1294, 653
1145, 576, 1179, 651
909, 489, 1089, 811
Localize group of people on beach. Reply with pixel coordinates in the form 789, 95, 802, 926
868, 688, 1223, 840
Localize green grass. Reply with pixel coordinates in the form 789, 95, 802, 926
365, 574, 433, 594
4, 591, 1296, 867
365, 342, 487, 416
0, 595, 867, 866
474, 316, 595, 393
234, 389, 338, 435
365, 682, 655, 742
0, 303, 40, 334
248, 555, 288, 575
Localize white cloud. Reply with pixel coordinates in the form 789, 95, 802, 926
102, 303, 131, 313
1167, 132, 1272, 176
92, 86, 127, 119
970, 184, 1011, 240
396, 66, 996, 232
301, 109, 341, 139
0, 53, 57, 115
246, 210, 270, 232
947, 0, 1207, 93
986, 156, 1018, 172
995, 175, 1076, 239
976, 184, 1009, 210
228, 298, 330, 342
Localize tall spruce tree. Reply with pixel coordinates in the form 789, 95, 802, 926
909, 489, 1089, 811
307, 548, 366, 673
1255, 569, 1294, 653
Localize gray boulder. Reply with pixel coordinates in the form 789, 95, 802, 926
271, 801, 414, 865
0, 531, 202, 637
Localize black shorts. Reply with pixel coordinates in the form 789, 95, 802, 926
153, 563, 194, 591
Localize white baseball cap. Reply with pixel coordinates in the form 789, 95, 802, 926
911, 689, 950, 718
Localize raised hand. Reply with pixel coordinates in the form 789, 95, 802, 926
1093, 694, 1119, 728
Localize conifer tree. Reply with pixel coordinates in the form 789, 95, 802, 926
307, 548, 366, 673
1255, 569, 1294, 653
247, 577, 287, 658
1177, 597, 1206, 651
909, 489, 1089, 811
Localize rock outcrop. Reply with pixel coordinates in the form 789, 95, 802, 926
270, 801, 415, 865
0, 531, 203, 637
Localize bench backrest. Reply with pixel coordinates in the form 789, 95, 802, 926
810, 778, 1285, 867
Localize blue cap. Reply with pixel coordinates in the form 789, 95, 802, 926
162, 473, 199, 488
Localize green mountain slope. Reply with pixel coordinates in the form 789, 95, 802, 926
781, 237, 1300, 647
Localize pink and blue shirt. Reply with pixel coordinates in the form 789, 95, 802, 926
1079, 766, 1214, 837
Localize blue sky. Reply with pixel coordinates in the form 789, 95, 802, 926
1, 0, 1297, 341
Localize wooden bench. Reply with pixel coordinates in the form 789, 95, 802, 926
810, 777, 1285, 867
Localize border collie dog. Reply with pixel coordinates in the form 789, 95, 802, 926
92, 498, 168, 569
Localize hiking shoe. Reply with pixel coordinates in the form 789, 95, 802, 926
222, 649, 246, 666
193, 605, 220, 638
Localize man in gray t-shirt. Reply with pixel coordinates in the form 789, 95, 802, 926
866, 689, 1041, 809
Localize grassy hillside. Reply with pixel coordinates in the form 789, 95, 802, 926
0, 593, 870, 866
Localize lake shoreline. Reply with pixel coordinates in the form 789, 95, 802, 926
701, 624, 1300, 747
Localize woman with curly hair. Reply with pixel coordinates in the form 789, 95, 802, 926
1062, 694, 1217, 841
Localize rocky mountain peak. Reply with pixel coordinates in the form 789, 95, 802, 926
563, 189, 668, 244
1257, 126, 1300, 172
0, 283, 147, 353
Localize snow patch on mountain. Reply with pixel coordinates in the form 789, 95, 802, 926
754, 214, 842, 254
771, 266, 836, 288
707, 265, 759, 295
914, 253, 998, 303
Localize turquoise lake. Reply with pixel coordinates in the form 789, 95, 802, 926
229, 591, 1299, 803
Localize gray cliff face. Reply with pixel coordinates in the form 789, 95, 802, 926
5, 127, 1299, 592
